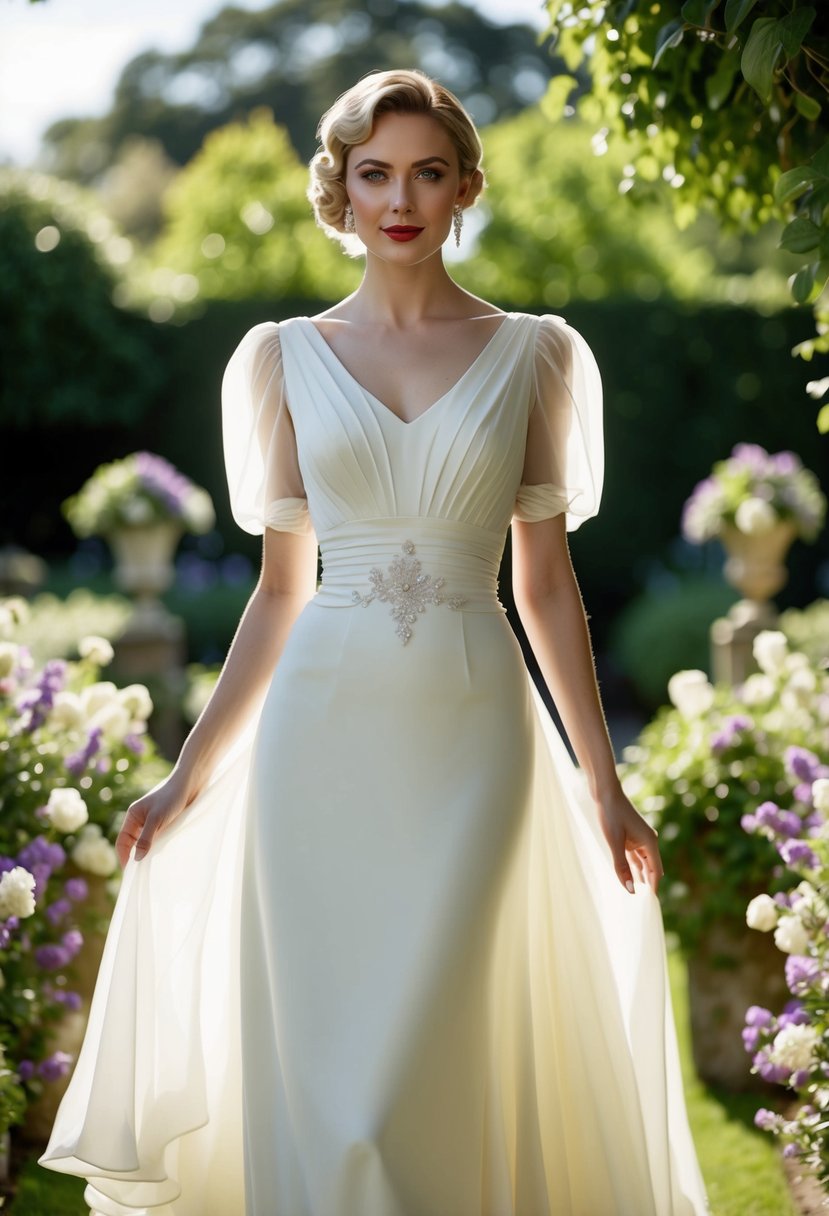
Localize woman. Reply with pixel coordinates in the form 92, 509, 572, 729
40, 69, 709, 1215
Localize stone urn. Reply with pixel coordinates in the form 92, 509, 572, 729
108, 520, 182, 606
710, 519, 797, 685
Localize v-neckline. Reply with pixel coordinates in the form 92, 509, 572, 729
299, 313, 514, 427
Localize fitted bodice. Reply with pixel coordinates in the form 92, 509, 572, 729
277, 314, 539, 541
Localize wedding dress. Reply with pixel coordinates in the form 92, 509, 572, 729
39, 311, 709, 1215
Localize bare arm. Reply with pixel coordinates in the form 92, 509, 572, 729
117, 526, 318, 864
511, 513, 662, 894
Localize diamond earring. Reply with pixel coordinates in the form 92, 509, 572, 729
453, 205, 463, 247
343, 203, 355, 233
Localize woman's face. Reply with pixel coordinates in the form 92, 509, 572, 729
343, 111, 473, 264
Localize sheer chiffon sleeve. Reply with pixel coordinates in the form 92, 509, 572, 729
221, 321, 311, 535
513, 313, 604, 532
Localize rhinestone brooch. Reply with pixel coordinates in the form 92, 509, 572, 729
351, 539, 467, 644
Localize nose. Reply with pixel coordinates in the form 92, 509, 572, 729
391, 177, 414, 214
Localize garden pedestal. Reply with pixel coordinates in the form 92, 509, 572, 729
686, 919, 789, 1091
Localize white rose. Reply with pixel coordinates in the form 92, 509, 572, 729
774, 915, 810, 955
791, 881, 829, 922
746, 894, 778, 932
753, 631, 788, 676
117, 683, 153, 721
88, 701, 131, 741
0, 642, 18, 679
0, 867, 36, 919
735, 497, 778, 535
782, 669, 818, 714
740, 673, 776, 706
49, 691, 85, 731
771, 1023, 820, 1073
667, 670, 715, 718
46, 787, 89, 833
80, 681, 118, 717
71, 825, 118, 877
78, 635, 114, 667
812, 779, 829, 815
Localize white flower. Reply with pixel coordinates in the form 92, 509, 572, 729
2, 598, 29, 627
0, 642, 18, 679
49, 691, 85, 731
0, 867, 36, 919
774, 915, 810, 955
746, 894, 778, 932
753, 630, 789, 676
781, 668, 818, 715
88, 701, 131, 741
812, 778, 829, 815
78, 635, 114, 667
80, 681, 118, 717
184, 487, 215, 532
740, 673, 776, 706
667, 670, 715, 718
735, 496, 778, 535
771, 1023, 820, 1073
791, 881, 829, 922
71, 825, 118, 877
117, 683, 153, 721
120, 497, 154, 524
45, 787, 89, 834
0, 607, 13, 640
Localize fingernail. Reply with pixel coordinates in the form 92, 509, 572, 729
625, 879, 635, 894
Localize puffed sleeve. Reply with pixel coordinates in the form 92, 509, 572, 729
513, 313, 604, 531
221, 321, 311, 535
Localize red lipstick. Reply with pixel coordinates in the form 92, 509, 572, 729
382, 226, 424, 242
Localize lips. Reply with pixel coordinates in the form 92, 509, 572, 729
382, 226, 424, 242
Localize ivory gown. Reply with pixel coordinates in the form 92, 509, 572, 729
39, 310, 709, 1215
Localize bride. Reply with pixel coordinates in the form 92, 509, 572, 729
40, 68, 709, 1215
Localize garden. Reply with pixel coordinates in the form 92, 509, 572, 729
2, 0, 829, 1211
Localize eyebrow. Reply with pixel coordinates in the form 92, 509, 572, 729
353, 156, 451, 170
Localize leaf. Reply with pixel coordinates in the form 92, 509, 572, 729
653, 19, 685, 68
774, 166, 820, 206
791, 262, 817, 304
795, 93, 821, 121
776, 6, 815, 59
811, 140, 829, 178
724, 0, 758, 32
817, 403, 829, 433
681, 0, 717, 26
705, 48, 741, 110
741, 17, 783, 102
779, 216, 821, 253
541, 74, 578, 123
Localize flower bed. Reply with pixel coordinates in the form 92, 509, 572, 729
0, 598, 168, 1135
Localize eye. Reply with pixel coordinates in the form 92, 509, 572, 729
360, 170, 386, 182
417, 167, 444, 181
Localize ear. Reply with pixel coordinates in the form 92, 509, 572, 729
456, 168, 484, 209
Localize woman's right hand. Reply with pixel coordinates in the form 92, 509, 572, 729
116, 768, 202, 868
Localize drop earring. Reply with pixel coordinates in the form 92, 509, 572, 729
344, 203, 355, 233
453, 205, 463, 247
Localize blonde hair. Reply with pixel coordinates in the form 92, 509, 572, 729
307, 69, 485, 247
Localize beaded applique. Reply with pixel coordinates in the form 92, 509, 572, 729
351, 540, 467, 644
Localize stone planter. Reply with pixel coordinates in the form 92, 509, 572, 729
686, 917, 790, 1091
108, 519, 182, 604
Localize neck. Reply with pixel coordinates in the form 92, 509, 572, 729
347, 251, 468, 327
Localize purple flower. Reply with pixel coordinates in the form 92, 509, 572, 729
61, 928, 83, 958
124, 732, 146, 756
34, 943, 70, 971
754, 1051, 790, 1084
15, 659, 67, 731
754, 1107, 780, 1131
792, 1069, 810, 1087
772, 451, 801, 476
745, 1004, 774, 1028
38, 1051, 73, 1082
65, 726, 103, 775
16, 1060, 35, 1082
777, 839, 819, 869
775, 810, 804, 840
782, 1143, 799, 1159
741, 813, 758, 833
45, 898, 72, 926
55, 990, 82, 1012
786, 747, 821, 784
64, 877, 88, 902
742, 1026, 761, 1053
785, 955, 820, 996
755, 801, 782, 828
710, 713, 752, 754
18, 836, 65, 874
794, 783, 814, 807
778, 1000, 810, 1028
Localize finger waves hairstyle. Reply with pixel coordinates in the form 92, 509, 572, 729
307, 68, 485, 251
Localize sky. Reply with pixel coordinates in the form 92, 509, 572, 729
0, 0, 548, 166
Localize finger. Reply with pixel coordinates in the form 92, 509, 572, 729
626, 848, 645, 885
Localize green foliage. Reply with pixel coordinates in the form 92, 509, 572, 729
41, 0, 558, 181
779, 596, 829, 664
0, 172, 162, 429
455, 107, 792, 308
137, 111, 357, 316
543, 0, 829, 408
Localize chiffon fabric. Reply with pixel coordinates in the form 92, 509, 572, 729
40, 311, 709, 1215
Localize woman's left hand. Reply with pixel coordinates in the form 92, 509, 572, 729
596, 786, 663, 896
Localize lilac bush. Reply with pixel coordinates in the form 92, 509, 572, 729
62, 450, 215, 537
681, 442, 825, 544
0, 597, 168, 1134
743, 769, 829, 1189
